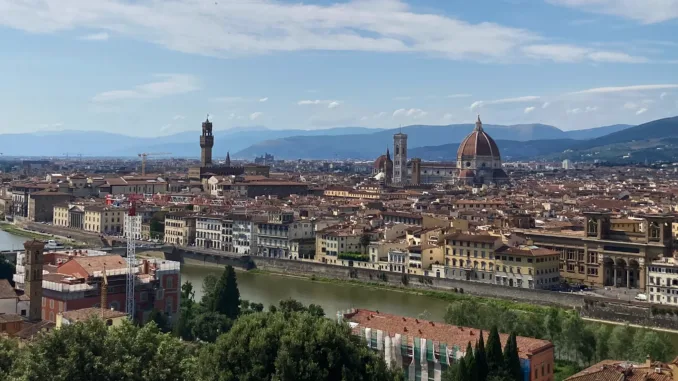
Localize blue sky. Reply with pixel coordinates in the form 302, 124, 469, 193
0, 0, 677, 137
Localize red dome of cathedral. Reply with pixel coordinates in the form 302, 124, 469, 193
374, 148, 393, 170
457, 116, 501, 159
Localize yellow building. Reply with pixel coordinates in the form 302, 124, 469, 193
84, 206, 127, 235
493, 245, 560, 289
53, 204, 69, 227
57, 307, 128, 328
443, 233, 502, 282
164, 212, 196, 246
611, 218, 642, 233
315, 226, 363, 265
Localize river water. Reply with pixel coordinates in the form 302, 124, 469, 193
0, 229, 29, 251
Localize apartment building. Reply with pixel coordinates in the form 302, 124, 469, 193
443, 233, 502, 283
164, 213, 196, 246
231, 214, 261, 255
517, 212, 674, 289
493, 245, 560, 289
315, 226, 363, 264
647, 257, 678, 305
195, 216, 223, 250
387, 249, 408, 273
255, 210, 314, 258
222, 217, 233, 252
27, 191, 73, 222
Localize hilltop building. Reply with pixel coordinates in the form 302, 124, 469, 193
373, 148, 393, 184
188, 117, 270, 182
456, 116, 508, 186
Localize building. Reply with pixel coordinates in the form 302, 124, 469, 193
494, 245, 560, 289
231, 180, 308, 198
315, 226, 363, 264
443, 233, 502, 282
164, 212, 196, 246
13, 250, 181, 323
372, 148, 393, 184
517, 212, 674, 290
83, 206, 128, 235
339, 309, 554, 381
255, 210, 315, 258
565, 358, 678, 381
188, 117, 270, 181
100, 177, 168, 196
409, 161, 457, 185
231, 214, 260, 255
393, 132, 408, 185
195, 215, 224, 250
647, 257, 678, 305
456, 116, 508, 186
27, 190, 73, 222
57, 307, 128, 328
562, 159, 573, 170
0, 279, 28, 317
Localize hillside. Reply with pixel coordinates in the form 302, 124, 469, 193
409, 139, 577, 161
235, 123, 632, 160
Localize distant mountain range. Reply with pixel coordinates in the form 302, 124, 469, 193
5, 118, 675, 163
234, 123, 632, 160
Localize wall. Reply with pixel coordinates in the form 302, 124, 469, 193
581, 298, 678, 330
23, 222, 105, 246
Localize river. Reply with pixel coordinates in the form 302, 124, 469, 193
0, 229, 30, 251
182, 264, 450, 321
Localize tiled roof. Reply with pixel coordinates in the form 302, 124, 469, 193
62, 307, 128, 322
346, 309, 552, 359
566, 361, 675, 381
0, 279, 17, 299
60, 255, 127, 277
14, 320, 55, 340
444, 232, 499, 244
0, 314, 23, 323
495, 245, 559, 257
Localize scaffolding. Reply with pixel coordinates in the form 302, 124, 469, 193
124, 210, 141, 319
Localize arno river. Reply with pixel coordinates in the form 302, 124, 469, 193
0, 230, 450, 321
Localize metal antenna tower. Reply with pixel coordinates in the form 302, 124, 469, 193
125, 201, 141, 320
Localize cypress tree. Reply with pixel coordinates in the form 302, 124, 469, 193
455, 358, 468, 381
212, 265, 241, 319
485, 326, 503, 374
476, 332, 488, 381
464, 342, 478, 381
503, 333, 522, 381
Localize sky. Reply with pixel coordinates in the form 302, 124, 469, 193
0, 0, 677, 137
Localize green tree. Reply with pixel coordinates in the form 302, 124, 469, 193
191, 311, 233, 343
10, 319, 195, 381
486, 326, 504, 376
445, 300, 482, 328
594, 325, 611, 362
147, 309, 169, 333
543, 308, 563, 349
632, 330, 673, 362
173, 281, 197, 340
0, 337, 18, 379
503, 333, 522, 381
197, 311, 398, 381
608, 325, 634, 360
209, 265, 241, 319
0, 257, 16, 286
464, 342, 478, 381
277, 298, 325, 318
476, 331, 488, 381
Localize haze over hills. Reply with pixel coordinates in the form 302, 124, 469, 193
234, 123, 632, 160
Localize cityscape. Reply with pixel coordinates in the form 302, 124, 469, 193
1, 1, 678, 380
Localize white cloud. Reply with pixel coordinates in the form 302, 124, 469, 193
443, 113, 454, 120
393, 108, 427, 118
0, 0, 640, 63
542, 102, 550, 109
298, 99, 341, 109
38, 122, 64, 130
259, 97, 268, 102
623, 102, 638, 110
374, 112, 387, 119
79, 32, 109, 41
92, 74, 199, 102
469, 95, 540, 110
660, 92, 669, 100
548, 0, 678, 24
524, 106, 536, 114
160, 124, 172, 132
250, 112, 263, 120
569, 84, 678, 95
567, 108, 582, 114
447, 94, 472, 98
521, 44, 647, 63
636, 108, 648, 115
172, 115, 185, 120
360, 116, 369, 121
585, 106, 598, 112
567, 105, 598, 114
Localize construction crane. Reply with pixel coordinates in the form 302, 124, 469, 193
138, 152, 171, 176
101, 264, 108, 318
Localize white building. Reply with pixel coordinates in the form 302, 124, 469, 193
647, 257, 678, 305
232, 214, 259, 255
562, 159, 573, 170
195, 216, 223, 250
387, 249, 407, 273
256, 210, 315, 258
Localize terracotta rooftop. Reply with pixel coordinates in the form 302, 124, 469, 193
495, 245, 559, 257
0, 279, 17, 299
62, 307, 128, 322
0, 314, 23, 323
444, 232, 499, 244
346, 309, 552, 359
566, 360, 675, 381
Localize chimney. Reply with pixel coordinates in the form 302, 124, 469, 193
23, 240, 45, 322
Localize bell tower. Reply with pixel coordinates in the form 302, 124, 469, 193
200, 115, 214, 167
393, 131, 408, 185
24, 239, 45, 322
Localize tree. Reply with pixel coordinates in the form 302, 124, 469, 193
0, 337, 18, 379
173, 281, 197, 340
486, 326, 504, 376
147, 309, 169, 333
277, 298, 325, 318
594, 325, 611, 362
191, 311, 233, 343
464, 342, 478, 381
197, 311, 398, 381
502, 333, 521, 381
633, 330, 673, 362
562, 314, 586, 362
209, 265, 241, 319
476, 331, 488, 381
10, 318, 195, 381
543, 308, 562, 347
359, 233, 371, 254
608, 325, 634, 360
0, 257, 16, 286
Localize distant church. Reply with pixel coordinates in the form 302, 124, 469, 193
371, 116, 508, 187
188, 116, 270, 181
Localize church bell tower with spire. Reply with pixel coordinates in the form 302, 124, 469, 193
200, 115, 214, 167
